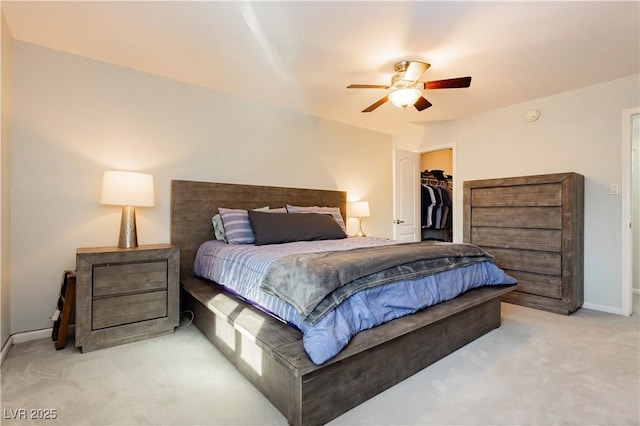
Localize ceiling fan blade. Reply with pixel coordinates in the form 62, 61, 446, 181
403, 61, 430, 82
347, 84, 389, 89
414, 96, 432, 111
424, 76, 472, 90
362, 96, 389, 113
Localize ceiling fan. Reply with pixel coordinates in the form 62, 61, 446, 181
347, 61, 471, 113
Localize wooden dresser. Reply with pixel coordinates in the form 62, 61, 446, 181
75, 244, 180, 352
463, 172, 584, 314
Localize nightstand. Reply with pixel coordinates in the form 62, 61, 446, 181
75, 244, 179, 353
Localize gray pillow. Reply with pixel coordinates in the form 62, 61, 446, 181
248, 211, 347, 246
285, 205, 346, 232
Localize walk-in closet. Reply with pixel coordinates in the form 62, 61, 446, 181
420, 149, 453, 242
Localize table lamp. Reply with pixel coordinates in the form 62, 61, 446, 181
351, 201, 370, 237
100, 171, 154, 248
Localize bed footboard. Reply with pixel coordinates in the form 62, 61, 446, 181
182, 275, 514, 426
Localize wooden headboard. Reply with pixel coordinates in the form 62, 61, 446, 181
170, 180, 347, 276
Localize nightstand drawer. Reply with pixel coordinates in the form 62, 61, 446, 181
93, 261, 167, 297
92, 290, 167, 329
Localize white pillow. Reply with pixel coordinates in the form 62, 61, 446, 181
212, 214, 226, 241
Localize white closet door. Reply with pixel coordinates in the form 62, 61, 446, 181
393, 148, 420, 242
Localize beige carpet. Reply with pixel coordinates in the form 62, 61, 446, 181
1, 303, 639, 426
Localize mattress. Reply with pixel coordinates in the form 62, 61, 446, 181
193, 237, 516, 364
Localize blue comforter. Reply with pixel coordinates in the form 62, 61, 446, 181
193, 238, 516, 364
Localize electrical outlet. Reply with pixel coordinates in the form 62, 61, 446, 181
609, 184, 620, 195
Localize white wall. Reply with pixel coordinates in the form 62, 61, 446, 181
1, 11, 13, 348
11, 42, 392, 334
394, 74, 640, 313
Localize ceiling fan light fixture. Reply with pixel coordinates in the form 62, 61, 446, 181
388, 88, 422, 109
347, 61, 470, 113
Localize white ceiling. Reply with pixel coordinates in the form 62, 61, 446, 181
3, 1, 639, 135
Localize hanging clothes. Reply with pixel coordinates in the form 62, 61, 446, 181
420, 171, 453, 242
421, 185, 435, 228
439, 186, 452, 229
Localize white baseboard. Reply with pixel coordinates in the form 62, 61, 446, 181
582, 302, 623, 315
1, 327, 57, 365
584, 291, 640, 316
1, 335, 13, 365
11, 327, 53, 344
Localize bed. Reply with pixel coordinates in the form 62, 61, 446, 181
171, 180, 516, 426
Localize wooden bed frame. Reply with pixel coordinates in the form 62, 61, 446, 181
170, 180, 515, 426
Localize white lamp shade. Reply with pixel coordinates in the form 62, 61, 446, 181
351, 201, 370, 218
388, 88, 422, 108
100, 171, 155, 207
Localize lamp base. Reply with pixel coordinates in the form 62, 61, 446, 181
118, 205, 138, 248
355, 218, 366, 237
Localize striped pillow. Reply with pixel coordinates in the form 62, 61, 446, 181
218, 207, 269, 244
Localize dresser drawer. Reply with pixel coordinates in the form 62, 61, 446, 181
93, 261, 167, 297
92, 290, 167, 329
469, 206, 562, 229
470, 227, 562, 252
506, 270, 562, 299
470, 183, 562, 207
489, 247, 561, 276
